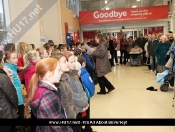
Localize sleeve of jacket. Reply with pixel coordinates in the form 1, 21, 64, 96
147, 41, 150, 54
59, 83, 77, 119
39, 93, 65, 118
38, 93, 67, 131
2, 75, 18, 110
84, 54, 95, 70
144, 42, 148, 52
92, 44, 105, 58
154, 43, 160, 58
72, 80, 88, 112
72, 88, 88, 112
166, 41, 175, 55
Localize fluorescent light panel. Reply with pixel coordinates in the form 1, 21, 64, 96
132, 5, 137, 8
106, 7, 109, 10
137, 0, 140, 1
105, 0, 107, 4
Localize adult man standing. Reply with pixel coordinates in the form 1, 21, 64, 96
136, 34, 147, 64
147, 34, 159, 72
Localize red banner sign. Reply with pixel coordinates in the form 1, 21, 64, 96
79, 5, 168, 25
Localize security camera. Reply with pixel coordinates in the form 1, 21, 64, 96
73, 14, 77, 18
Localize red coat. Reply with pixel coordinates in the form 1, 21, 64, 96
120, 39, 128, 50
22, 61, 36, 95
17, 56, 24, 82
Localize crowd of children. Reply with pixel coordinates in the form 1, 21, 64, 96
0, 36, 101, 132
0, 31, 174, 132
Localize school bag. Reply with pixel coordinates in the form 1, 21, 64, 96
80, 67, 95, 99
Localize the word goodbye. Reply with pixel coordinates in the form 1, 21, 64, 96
93, 10, 127, 19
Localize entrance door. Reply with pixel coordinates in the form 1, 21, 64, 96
133, 28, 144, 38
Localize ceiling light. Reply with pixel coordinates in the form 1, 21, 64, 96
106, 7, 109, 10
132, 5, 137, 8
105, 0, 107, 4
137, 0, 140, 1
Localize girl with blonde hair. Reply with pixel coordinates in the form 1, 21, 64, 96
22, 50, 41, 94
16, 42, 28, 83
36, 47, 49, 59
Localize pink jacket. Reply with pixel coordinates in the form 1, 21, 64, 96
22, 61, 36, 95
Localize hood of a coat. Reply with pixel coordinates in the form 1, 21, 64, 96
101, 41, 108, 48
80, 67, 87, 76
60, 73, 68, 81
22, 61, 36, 75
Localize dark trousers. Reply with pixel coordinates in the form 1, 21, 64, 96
114, 50, 118, 63
83, 100, 93, 132
109, 50, 118, 66
109, 50, 115, 66
17, 105, 24, 119
126, 52, 130, 61
88, 70, 98, 84
97, 76, 114, 93
120, 50, 127, 64
72, 113, 82, 132
31, 110, 36, 132
142, 51, 146, 65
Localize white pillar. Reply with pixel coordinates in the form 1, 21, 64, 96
170, 0, 174, 32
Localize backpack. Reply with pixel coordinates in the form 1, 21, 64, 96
80, 67, 95, 99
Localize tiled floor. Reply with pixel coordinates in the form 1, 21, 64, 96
90, 64, 175, 132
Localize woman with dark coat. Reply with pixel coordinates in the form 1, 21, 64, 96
108, 36, 116, 67
155, 35, 171, 73
120, 34, 128, 65
0, 51, 18, 132
90, 33, 115, 94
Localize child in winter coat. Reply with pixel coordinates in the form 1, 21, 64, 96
4, 52, 24, 119
24, 58, 73, 132
22, 51, 41, 95
77, 55, 95, 132
64, 52, 89, 132
51, 52, 78, 119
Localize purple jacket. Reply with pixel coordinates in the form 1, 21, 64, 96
30, 81, 73, 132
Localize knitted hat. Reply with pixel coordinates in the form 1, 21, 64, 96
74, 48, 82, 56
75, 56, 81, 70
133, 42, 138, 47
4, 43, 15, 53
48, 40, 53, 44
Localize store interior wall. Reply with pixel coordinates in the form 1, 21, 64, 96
60, 0, 81, 44
43, 1, 62, 45
8, 0, 41, 48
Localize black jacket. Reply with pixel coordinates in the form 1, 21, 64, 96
147, 39, 159, 56
136, 37, 147, 50
0, 69, 18, 118
108, 40, 115, 51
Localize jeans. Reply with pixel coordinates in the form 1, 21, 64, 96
150, 55, 157, 71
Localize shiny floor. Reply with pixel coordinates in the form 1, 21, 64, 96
90, 64, 175, 132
